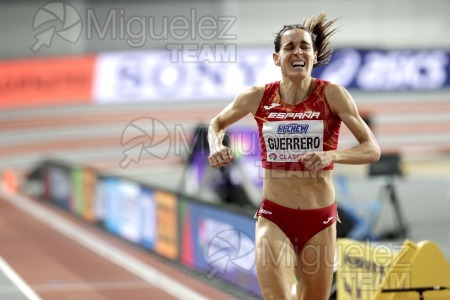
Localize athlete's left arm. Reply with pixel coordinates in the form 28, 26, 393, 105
300, 83, 380, 171
327, 83, 381, 164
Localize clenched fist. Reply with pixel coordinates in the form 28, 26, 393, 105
209, 146, 234, 167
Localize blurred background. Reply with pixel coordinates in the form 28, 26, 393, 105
1, 0, 450, 299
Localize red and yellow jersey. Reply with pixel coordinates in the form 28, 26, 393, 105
254, 78, 341, 171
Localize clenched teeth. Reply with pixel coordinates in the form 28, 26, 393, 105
292, 61, 305, 67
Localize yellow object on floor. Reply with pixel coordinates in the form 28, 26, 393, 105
336, 238, 450, 300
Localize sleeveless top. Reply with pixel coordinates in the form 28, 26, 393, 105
253, 78, 341, 171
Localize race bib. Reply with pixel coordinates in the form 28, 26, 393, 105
262, 120, 324, 162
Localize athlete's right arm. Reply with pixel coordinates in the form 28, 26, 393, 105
208, 85, 264, 168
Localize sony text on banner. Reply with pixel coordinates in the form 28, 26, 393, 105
92, 49, 279, 103
92, 48, 450, 104
0, 55, 95, 109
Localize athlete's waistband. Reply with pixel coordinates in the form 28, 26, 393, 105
259, 198, 336, 211
261, 161, 334, 171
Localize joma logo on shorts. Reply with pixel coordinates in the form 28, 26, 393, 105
259, 209, 272, 215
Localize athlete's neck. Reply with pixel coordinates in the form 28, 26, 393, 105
279, 77, 315, 105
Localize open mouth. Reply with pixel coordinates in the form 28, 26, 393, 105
292, 61, 305, 68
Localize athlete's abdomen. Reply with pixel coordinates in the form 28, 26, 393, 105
262, 169, 335, 209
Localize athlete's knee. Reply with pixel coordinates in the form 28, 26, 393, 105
261, 288, 292, 300
256, 266, 293, 300
296, 287, 330, 300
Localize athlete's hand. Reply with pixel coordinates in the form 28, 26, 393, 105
208, 146, 234, 168
300, 151, 333, 171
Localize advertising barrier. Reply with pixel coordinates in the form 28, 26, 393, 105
92, 48, 279, 103
154, 190, 179, 260
33, 161, 450, 299
119, 180, 143, 244
83, 168, 97, 223
69, 167, 97, 222
139, 187, 157, 251
36, 160, 261, 297
43, 164, 72, 209
0, 55, 95, 109
312, 49, 450, 91
1, 48, 449, 110
71, 167, 84, 216
92, 48, 450, 104
102, 177, 122, 236
180, 199, 260, 296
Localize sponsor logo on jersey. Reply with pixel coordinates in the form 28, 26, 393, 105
263, 102, 281, 110
268, 153, 277, 160
276, 123, 309, 134
268, 111, 320, 120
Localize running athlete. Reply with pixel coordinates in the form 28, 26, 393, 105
208, 12, 380, 300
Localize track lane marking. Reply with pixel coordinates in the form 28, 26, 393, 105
0, 191, 209, 300
0, 256, 42, 300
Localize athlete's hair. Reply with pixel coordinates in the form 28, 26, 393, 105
273, 12, 339, 68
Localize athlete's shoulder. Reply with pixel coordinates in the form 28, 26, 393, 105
322, 80, 349, 99
236, 84, 266, 102
322, 80, 357, 115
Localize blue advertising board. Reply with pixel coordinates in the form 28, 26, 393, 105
140, 187, 157, 251
101, 177, 122, 236
180, 200, 261, 296
313, 48, 449, 91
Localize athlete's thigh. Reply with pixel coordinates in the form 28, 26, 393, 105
255, 216, 296, 299
295, 223, 336, 299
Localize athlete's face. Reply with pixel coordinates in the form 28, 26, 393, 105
273, 29, 317, 80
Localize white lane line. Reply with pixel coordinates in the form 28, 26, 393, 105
0, 256, 42, 300
0, 191, 209, 300
31, 280, 158, 293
